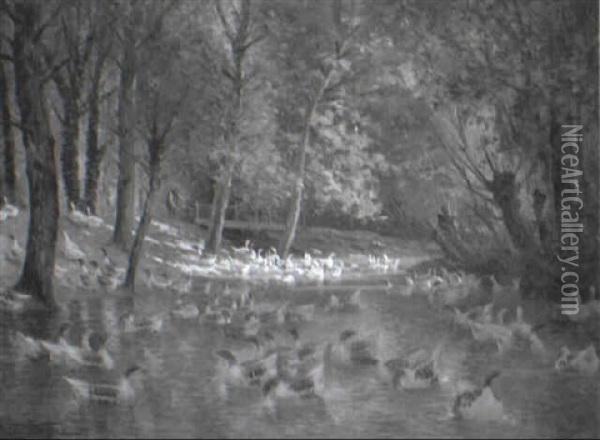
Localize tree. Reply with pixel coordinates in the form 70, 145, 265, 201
112, 0, 176, 250
2, 0, 63, 308
82, 0, 115, 214
49, 0, 95, 208
111, 0, 139, 250
371, 0, 598, 295
269, 0, 362, 257
205, 0, 266, 254
0, 46, 16, 203
123, 40, 187, 291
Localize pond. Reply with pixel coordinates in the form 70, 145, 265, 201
1, 277, 598, 438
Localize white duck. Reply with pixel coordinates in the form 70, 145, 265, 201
0, 198, 19, 219
6, 234, 24, 264
61, 231, 86, 260
68, 202, 104, 228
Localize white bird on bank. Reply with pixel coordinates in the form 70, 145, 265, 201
61, 231, 86, 260
6, 234, 24, 264
0, 198, 20, 221
68, 202, 104, 228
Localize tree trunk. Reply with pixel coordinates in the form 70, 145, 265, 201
489, 171, 535, 252
279, 176, 305, 258
123, 175, 158, 292
124, 131, 164, 292
112, 7, 137, 250
0, 60, 16, 202
11, 1, 60, 309
83, 52, 108, 215
58, 86, 81, 207
205, 164, 233, 254
279, 73, 331, 258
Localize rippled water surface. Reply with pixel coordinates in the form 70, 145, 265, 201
1, 279, 599, 438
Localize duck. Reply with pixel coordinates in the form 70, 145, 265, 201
200, 305, 232, 326
329, 290, 362, 312
120, 312, 164, 334
509, 306, 532, 336
6, 234, 24, 264
83, 207, 104, 228
507, 306, 546, 354
63, 365, 143, 405
287, 327, 321, 362
256, 302, 288, 326
222, 311, 260, 339
66, 330, 115, 370
452, 307, 474, 329
0, 289, 32, 312
214, 348, 278, 388
467, 319, 514, 353
171, 301, 200, 320
452, 371, 504, 421
261, 363, 324, 407
332, 329, 379, 367
555, 344, 599, 374
174, 275, 193, 295
100, 248, 118, 276
96, 268, 121, 291
77, 259, 97, 289
13, 330, 48, 361
238, 289, 255, 311
385, 342, 444, 390
261, 341, 332, 409
16, 324, 74, 362
0, 198, 19, 219
147, 271, 172, 290
40, 324, 88, 367
61, 231, 86, 261
68, 202, 103, 228
286, 303, 316, 323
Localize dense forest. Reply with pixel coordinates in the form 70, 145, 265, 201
0, 0, 598, 309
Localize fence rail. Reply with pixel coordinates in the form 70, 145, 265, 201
193, 202, 290, 232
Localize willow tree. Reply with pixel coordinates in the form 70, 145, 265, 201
371, 0, 599, 295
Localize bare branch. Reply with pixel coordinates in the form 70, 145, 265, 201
33, 2, 63, 43
214, 0, 235, 42
240, 33, 266, 53
0, 1, 18, 23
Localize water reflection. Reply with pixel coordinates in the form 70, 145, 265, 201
0, 279, 598, 438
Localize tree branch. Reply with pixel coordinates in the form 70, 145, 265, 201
214, 0, 235, 42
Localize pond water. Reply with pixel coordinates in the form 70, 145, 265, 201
1, 277, 598, 438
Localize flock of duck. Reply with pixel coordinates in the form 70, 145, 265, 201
2, 201, 600, 430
